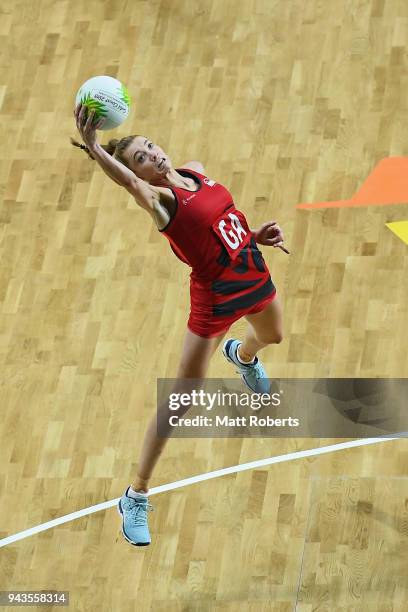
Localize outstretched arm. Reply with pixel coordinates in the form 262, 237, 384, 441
88, 142, 135, 187
74, 104, 135, 187
73, 104, 163, 220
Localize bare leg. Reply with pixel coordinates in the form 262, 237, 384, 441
238, 296, 284, 362
132, 328, 227, 492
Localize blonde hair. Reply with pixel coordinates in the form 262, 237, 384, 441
70, 134, 141, 168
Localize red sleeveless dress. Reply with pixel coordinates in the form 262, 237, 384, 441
159, 168, 277, 338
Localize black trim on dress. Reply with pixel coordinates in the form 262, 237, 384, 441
158, 168, 202, 233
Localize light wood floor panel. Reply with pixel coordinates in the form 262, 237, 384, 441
298, 477, 408, 610
1, 0, 408, 610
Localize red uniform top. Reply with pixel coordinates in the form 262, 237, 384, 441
160, 168, 275, 322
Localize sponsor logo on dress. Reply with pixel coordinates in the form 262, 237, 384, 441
182, 194, 197, 205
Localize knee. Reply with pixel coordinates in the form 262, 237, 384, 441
257, 330, 283, 345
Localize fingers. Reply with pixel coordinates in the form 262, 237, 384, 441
260, 220, 277, 231
85, 108, 95, 130
74, 103, 91, 125
264, 238, 283, 247
265, 229, 284, 242
81, 105, 94, 130
262, 221, 282, 236
79, 103, 86, 124
74, 107, 82, 135
263, 233, 285, 246
271, 227, 284, 241
74, 103, 100, 133
74, 103, 86, 132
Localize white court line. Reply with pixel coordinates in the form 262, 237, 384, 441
0, 434, 406, 548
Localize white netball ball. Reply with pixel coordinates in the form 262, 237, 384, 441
75, 75, 131, 131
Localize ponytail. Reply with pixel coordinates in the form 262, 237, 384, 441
70, 137, 119, 161
70, 134, 139, 169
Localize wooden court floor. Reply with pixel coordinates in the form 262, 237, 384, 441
1, 0, 407, 610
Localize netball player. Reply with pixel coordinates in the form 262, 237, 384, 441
72, 104, 286, 546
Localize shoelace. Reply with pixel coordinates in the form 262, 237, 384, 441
235, 367, 261, 380
231, 345, 263, 381
253, 363, 263, 380
127, 501, 154, 526
235, 358, 262, 379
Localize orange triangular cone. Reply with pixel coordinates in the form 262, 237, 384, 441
297, 157, 408, 209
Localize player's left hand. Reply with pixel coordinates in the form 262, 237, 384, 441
253, 221, 284, 248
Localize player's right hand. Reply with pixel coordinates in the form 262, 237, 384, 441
74, 103, 104, 150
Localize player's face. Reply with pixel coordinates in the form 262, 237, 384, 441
125, 136, 171, 182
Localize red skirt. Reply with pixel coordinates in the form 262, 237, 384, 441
187, 240, 277, 338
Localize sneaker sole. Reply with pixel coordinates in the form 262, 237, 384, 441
117, 500, 151, 547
